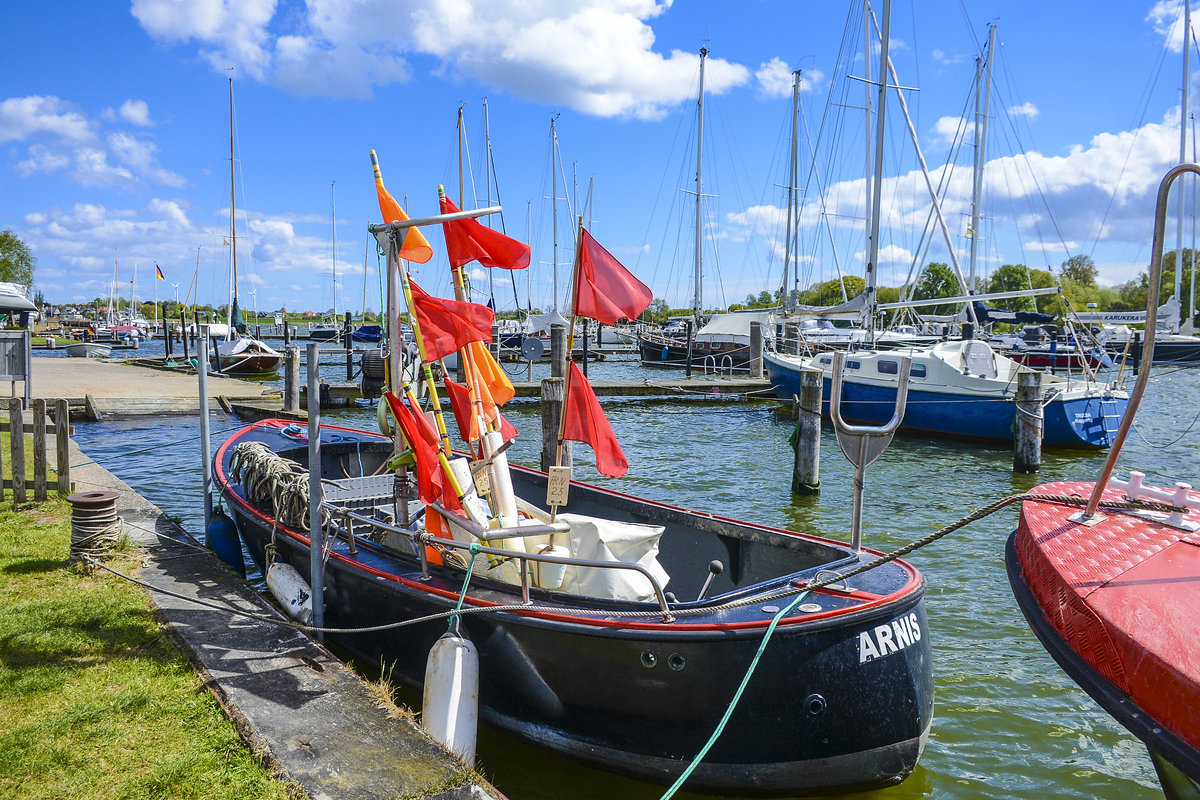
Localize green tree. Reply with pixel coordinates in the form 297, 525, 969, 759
0, 229, 36, 286
1059, 254, 1098, 285
644, 298, 669, 324
987, 264, 1037, 311
912, 262, 960, 316
801, 276, 865, 307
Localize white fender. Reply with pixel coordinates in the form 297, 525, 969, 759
422, 629, 479, 763
482, 431, 519, 529
265, 561, 313, 625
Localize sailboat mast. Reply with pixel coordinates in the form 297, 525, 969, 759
968, 24, 997, 294
331, 181, 339, 320
864, 0, 892, 344
863, 2, 874, 268
783, 69, 800, 310
228, 77, 237, 333
1176, 0, 1192, 333
693, 47, 708, 327
551, 115, 560, 312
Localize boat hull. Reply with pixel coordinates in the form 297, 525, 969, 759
216, 421, 934, 795
65, 342, 112, 358
638, 334, 751, 372
764, 351, 1122, 448
1007, 480, 1200, 792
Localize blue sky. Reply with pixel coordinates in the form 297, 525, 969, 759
2, 1, 1196, 317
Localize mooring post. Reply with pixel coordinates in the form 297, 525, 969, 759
784, 321, 800, 355
1014, 369, 1043, 473
179, 310, 189, 362
791, 367, 823, 495
749, 321, 763, 379
197, 331, 213, 529
344, 311, 354, 380
306, 341, 325, 640
550, 323, 568, 378
582, 319, 589, 378
283, 319, 291, 346
55, 399, 70, 496
540, 377, 570, 471
685, 320, 694, 377
284, 346, 301, 413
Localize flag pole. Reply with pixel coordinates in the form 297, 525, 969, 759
554, 217, 585, 469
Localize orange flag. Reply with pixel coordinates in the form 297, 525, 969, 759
574, 227, 653, 325
466, 340, 514, 405
371, 150, 433, 264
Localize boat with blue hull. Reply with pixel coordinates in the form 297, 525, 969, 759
214, 418, 933, 796
765, 338, 1127, 448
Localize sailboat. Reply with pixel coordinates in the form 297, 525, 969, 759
309, 183, 343, 343
211, 78, 282, 377
764, 10, 1128, 448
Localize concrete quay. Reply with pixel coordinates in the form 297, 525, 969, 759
69, 440, 505, 800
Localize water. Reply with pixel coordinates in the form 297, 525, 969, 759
64, 347, 1200, 800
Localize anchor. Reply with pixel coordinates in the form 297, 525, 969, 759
830, 351, 912, 554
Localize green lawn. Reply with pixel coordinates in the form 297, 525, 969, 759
0, 496, 298, 800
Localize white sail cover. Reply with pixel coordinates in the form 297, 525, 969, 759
694, 310, 775, 345
557, 514, 670, 602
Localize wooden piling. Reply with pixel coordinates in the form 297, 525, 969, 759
784, 321, 800, 355
550, 323, 568, 379
284, 346, 301, 413
685, 320, 694, 377
283, 320, 291, 346
1014, 369, 1043, 473
791, 367, 822, 495
749, 321, 763, 379
540, 377, 570, 471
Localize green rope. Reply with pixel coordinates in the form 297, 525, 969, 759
449, 542, 481, 628
658, 588, 812, 799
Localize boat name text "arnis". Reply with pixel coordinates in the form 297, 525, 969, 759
859, 613, 922, 663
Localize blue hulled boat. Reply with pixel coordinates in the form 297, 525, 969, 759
765, 338, 1127, 448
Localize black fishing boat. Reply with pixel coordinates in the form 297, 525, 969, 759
214, 418, 933, 796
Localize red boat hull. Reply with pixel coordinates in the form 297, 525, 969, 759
1009, 480, 1200, 785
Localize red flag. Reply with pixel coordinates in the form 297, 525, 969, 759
385, 392, 461, 512
440, 195, 531, 270
408, 278, 494, 361
562, 361, 628, 478
574, 228, 653, 325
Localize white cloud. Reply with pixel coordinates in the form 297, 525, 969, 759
929, 115, 969, 150
0, 96, 93, 143
1148, 1, 1190, 52
754, 58, 824, 99
1009, 101, 1039, 120
107, 132, 187, 187
130, 0, 752, 119
931, 48, 965, 66
118, 99, 155, 126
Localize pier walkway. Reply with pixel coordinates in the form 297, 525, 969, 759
70, 440, 503, 800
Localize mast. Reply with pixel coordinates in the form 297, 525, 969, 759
968, 24, 997, 294
110, 248, 117, 326
228, 77, 237, 335
1176, 0, 1192, 333
782, 69, 801, 310
693, 47, 708, 327
863, 1, 874, 273
864, 0, 891, 344
551, 115, 560, 312
331, 181, 338, 320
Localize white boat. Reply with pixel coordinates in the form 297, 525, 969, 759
65, 342, 112, 358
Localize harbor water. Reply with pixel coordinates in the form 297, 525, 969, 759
66, 341, 1199, 800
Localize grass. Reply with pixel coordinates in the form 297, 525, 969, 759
0, 496, 298, 800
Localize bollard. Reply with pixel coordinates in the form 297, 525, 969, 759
791, 368, 822, 494
749, 321, 763, 379
284, 346, 301, 412
1013, 369, 1043, 473
550, 323, 568, 378
540, 377, 571, 471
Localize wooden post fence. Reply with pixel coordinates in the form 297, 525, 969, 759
0, 398, 73, 506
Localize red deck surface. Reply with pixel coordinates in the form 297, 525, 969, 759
1015, 480, 1200, 752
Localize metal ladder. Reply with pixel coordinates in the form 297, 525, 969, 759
830, 351, 913, 554
1097, 396, 1123, 445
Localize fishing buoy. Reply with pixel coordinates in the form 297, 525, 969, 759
265, 561, 314, 625
422, 627, 479, 763
534, 544, 570, 590
206, 508, 245, 576
376, 393, 393, 436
